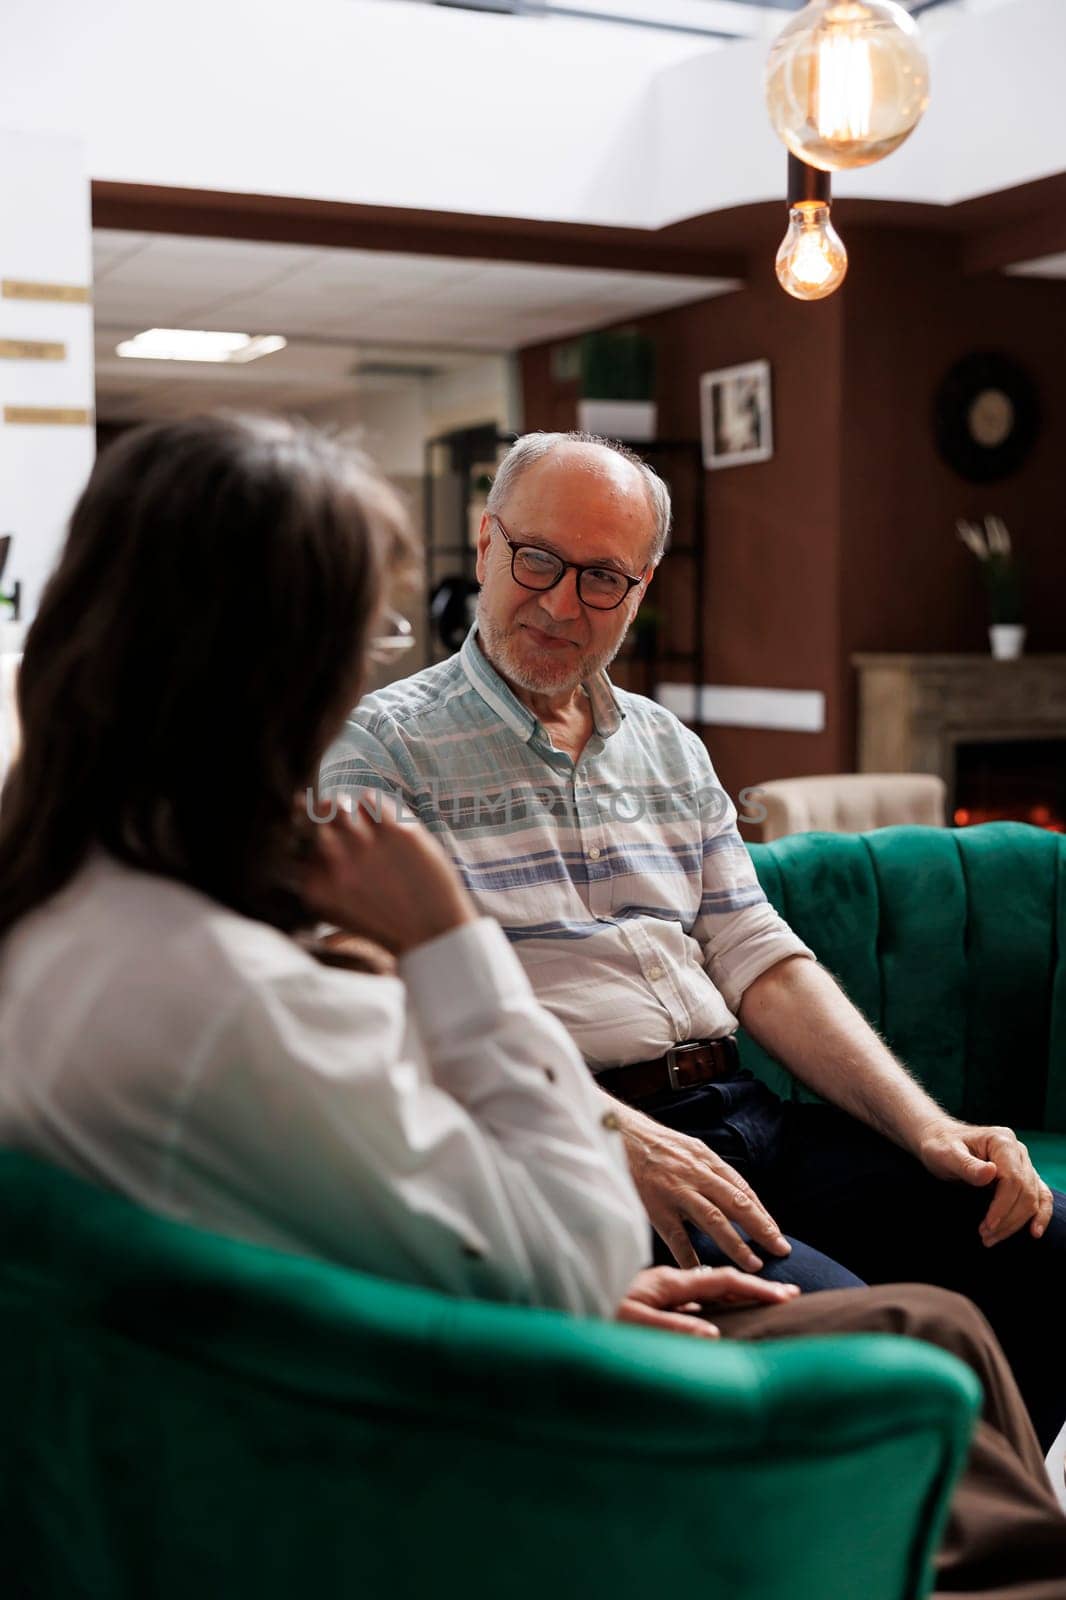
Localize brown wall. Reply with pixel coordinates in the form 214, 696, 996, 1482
520, 218, 1066, 804
838, 227, 1066, 760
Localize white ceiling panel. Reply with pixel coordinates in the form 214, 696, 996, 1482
92, 230, 151, 271
281, 249, 483, 298
95, 235, 318, 309
183, 291, 389, 338
604, 271, 739, 307
424, 261, 633, 313
94, 287, 200, 327
92, 227, 741, 417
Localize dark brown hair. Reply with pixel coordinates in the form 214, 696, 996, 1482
0, 413, 413, 938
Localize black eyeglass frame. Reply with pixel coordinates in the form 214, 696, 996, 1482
490, 515, 647, 612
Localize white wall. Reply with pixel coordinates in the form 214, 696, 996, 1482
0, 128, 95, 627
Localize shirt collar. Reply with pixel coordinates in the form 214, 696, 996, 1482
459, 626, 625, 744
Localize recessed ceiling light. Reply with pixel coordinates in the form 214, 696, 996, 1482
115, 329, 288, 363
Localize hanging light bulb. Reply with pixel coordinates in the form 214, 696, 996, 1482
766, 0, 930, 172
776, 206, 848, 299
776, 155, 848, 301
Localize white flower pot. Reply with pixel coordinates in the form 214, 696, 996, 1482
989, 624, 1026, 660
577, 399, 657, 442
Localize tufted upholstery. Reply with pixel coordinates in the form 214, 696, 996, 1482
752, 773, 946, 842
744, 823, 1066, 1189
0, 1148, 977, 1600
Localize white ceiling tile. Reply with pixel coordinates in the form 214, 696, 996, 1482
185, 286, 391, 336
289, 249, 483, 297
93, 284, 204, 327
93, 231, 152, 276
96, 234, 319, 307
90, 228, 747, 398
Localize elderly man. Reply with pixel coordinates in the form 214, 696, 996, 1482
321, 430, 1066, 1452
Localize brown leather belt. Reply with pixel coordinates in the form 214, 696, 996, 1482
596, 1036, 740, 1105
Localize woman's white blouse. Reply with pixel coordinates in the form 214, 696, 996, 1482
0, 855, 649, 1315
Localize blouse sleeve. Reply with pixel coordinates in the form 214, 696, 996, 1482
164, 917, 650, 1317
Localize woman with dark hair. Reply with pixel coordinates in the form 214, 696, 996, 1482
0, 413, 649, 1311
3, 416, 1066, 1592
0, 412, 805, 1329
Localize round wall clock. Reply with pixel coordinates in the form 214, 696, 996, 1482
934, 352, 1039, 482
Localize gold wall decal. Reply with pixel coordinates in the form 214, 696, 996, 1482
3, 405, 93, 426
0, 339, 66, 361
2, 280, 91, 305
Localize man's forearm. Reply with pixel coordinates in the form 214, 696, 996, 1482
736, 956, 950, 1153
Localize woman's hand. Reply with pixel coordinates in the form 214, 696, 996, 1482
616, 1265, 801, 1338
298, 792, 477, 957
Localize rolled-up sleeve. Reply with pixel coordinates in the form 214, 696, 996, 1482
686, 742, 814, 1015
320, 713, 412, 809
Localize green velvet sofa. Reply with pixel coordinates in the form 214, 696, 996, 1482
16, 819, 1059, 1598
745, 821, 1066, 1191
0, 1148, 977, 1600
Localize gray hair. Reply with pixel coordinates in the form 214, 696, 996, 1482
485, 430, 672, 567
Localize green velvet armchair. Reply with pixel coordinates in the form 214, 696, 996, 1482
0, 1148, 977, 1600
746, 822, 1066, 1190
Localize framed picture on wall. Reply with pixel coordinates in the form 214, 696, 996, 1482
700, 360, 773, 470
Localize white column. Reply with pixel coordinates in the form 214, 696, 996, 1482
0, 127, 95, 636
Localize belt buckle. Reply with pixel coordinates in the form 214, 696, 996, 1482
665, 1041, 710, 1091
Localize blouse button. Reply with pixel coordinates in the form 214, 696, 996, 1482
601, 1112, 622, 1132
647, 964, 665, 982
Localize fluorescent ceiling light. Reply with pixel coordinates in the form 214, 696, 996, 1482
115, 328, 288, 363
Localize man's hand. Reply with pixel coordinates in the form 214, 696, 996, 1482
610, 1099, 792, 1271
914, 1116, 1054, 1245
617, 1265, 801, 1338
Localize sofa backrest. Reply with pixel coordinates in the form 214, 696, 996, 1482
745, 823, 1066, 1134
0, 1149, 977, 1600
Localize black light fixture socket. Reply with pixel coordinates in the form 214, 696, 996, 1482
787, 152, 831, 207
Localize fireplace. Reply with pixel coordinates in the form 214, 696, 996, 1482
853, 654, 1066, 835
952, 737, 1066, 832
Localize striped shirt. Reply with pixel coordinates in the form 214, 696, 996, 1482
321, 627, 813, 1070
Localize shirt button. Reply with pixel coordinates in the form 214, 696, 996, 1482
588, 846, 602, 860
647, 964, 665, 981
601, 1112, 622, 1132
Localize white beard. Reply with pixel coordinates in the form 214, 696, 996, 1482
475, 595, 631, 696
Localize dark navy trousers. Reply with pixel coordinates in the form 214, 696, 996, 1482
647, 1071, 1066, 1453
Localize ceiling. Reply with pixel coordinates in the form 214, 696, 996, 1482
406, 0, 961, 41
92, 229, 738, 420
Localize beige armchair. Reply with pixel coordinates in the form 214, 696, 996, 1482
750, 773, 946, 842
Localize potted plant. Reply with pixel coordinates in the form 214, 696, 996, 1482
576, 329, 657, 442
956, 516, 1024, 659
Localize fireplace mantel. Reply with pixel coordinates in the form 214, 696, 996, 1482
853, 655, 1066, 786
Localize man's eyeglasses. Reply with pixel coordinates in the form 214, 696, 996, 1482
491, 516, 646, 612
